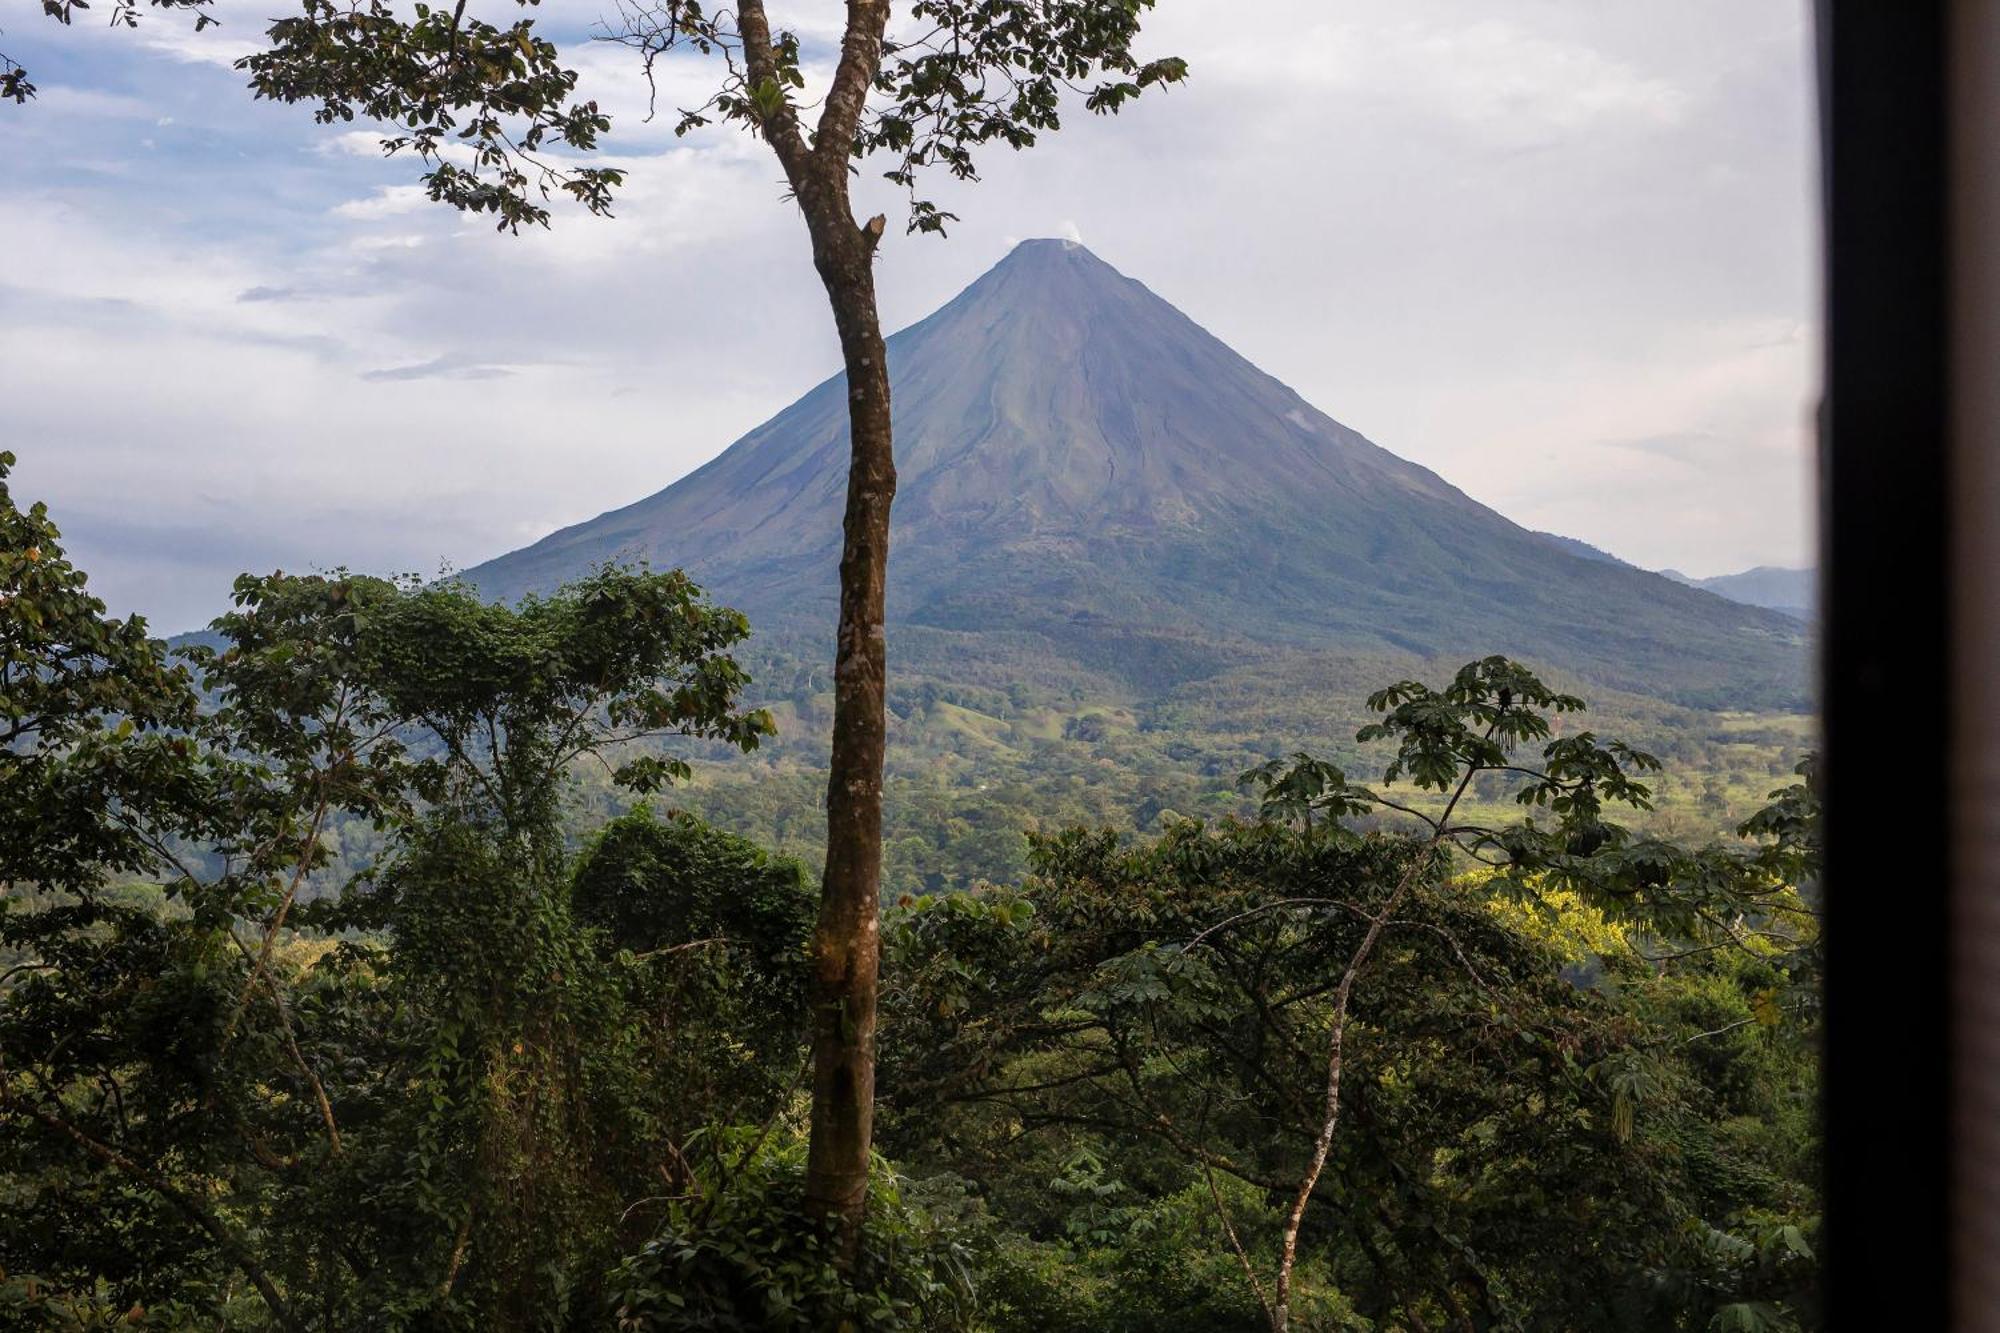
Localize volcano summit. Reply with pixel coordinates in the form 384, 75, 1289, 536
466, 240, 1806, 710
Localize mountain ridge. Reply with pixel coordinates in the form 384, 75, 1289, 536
1661, 565, 1815, 620
467, 240, 1808, 710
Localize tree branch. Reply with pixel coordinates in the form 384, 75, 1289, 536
735, 0, 811, 180
6, 1096, 303, 1333
816, 0, 890, 163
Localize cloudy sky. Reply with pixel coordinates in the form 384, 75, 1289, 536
2, 1, 1817, 634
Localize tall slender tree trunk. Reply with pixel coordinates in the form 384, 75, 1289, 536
734, 0, 894, 1252
800, 208, 894, 1238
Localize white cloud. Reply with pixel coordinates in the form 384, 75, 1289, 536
23, 85, 155, 118
1411, 316, 1817, 574
332, 185, 432, 220
1372, 18, 1684, 140
346, 232, 428, 252
319, 130, 395, 159
136, 22, 260, 70
1151, 5, 1687, 144
0, 0, 1819, 629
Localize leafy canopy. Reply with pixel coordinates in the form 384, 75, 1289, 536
0, 450, 200, 896
236, 0, 1185, 231
1, 453, 781, 1327
1241, 655, 1818, 945
2, 0, 215, 102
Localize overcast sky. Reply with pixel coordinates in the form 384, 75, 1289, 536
1, 1, 1818, 634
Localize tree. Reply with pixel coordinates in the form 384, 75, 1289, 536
2, 0, 210, 103
241, 0, 1185, 1240
0, 453, 311, 1328
881, 658, 1823, 1331
570, 804, 820, 1122
0, 457, 781, 1325
10, 0, 1185, 1244
0, 452, 200, 897
1231, 659, 1819, 1330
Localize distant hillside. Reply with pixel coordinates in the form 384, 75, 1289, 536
1661, 565, 1816, 620
466, 239, 1808, 712
1531, 540, 1815, 622
1531, 532, 1633, 567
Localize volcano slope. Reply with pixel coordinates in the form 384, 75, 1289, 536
466, 239, 1805, 716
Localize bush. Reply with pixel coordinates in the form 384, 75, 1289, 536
608, 1131, 977, 1332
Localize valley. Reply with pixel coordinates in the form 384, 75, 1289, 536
608, 646, 1815, 897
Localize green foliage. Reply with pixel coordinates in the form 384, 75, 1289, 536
1240, 654, 1661, 859
1, 459, 787, 1328
239, 0, 622, 229
1735, 755, 1821, 888
1241, 657, 1822, 951
572, 806, 818, 1122
603, 2, 1186, 236
2, 459, 1821, 1330
971, 1174, 1320, 1333
608, 1131, 976, 1332
0, 451, 201, 896
2, 0, 215, 104
609, 634, 1813, 905
884, 819, 1676, 1325
880, 659, 1821, 1330
574, 805, 814, 965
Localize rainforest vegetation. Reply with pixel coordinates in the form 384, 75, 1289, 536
1, 457, 1821, 1330
4, 6, 1823, 1328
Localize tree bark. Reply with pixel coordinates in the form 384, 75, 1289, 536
800, 209, 894, 1240
733, 0, 895, 1248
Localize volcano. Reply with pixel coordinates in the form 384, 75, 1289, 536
465, 239, 1806, 710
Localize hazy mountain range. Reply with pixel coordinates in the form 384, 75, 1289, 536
467, 240, 1808, 711
1531, 533, 1814, 621
1660, 566, 1815, 620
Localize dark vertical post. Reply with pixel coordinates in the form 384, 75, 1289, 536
1815, 1, 1952, 1325
1950, 4, 2000, 1326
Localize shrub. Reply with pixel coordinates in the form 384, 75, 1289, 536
608, 1131, 976, 1332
